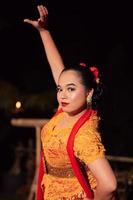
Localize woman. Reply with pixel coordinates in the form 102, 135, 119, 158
24, 5, 117, 200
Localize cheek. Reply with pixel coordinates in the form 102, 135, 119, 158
71, 91, 85, 101
57, 93, 60, 103
71, 91, 86, 104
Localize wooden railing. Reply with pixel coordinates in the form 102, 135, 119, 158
11, 118, 49, 200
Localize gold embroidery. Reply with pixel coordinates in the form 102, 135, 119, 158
46, 161, 75, 178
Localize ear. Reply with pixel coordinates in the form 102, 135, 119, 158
87, 88, 94, 98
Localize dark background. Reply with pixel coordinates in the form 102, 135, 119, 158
0, 1, 133, 198
0, 0, 133, 167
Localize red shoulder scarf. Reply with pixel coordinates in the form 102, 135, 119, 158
37, 108, 95, 200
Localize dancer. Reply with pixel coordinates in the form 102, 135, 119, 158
24, 5, 117, 200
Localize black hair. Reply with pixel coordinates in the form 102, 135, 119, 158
60, 65, 104, 110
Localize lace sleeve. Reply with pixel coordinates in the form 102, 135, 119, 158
74, 115, 105, 165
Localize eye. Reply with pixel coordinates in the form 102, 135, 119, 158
57, 87, 62, 92
67, 87, 75, 92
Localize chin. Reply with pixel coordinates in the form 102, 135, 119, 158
61, 107, 72, 114
61, 107, 69, 112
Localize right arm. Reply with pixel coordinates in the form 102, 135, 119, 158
24, 5, 65, 85
39, 30, 65, 85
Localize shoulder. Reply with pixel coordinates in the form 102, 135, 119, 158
74, 112, 102, 148
74, 113, 105, 164
80, 112, 100, 133
41, 110, 65, 136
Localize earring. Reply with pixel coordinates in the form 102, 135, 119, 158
87, 95, 92, 108
86, 89, 94, 108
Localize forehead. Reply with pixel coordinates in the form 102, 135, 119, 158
58, 70, 82, 85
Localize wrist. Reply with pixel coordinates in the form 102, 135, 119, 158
39, 29, 49, 34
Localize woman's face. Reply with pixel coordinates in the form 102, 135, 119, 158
57, 70, 88, 115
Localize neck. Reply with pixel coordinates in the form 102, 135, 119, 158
65, 108, 90, 120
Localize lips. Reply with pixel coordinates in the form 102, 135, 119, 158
61, 102, 69, 107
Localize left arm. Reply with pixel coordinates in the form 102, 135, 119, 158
74, 114, 117, 200
88, 157, 117, 200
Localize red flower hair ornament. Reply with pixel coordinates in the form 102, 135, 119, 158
79, 63, 100, 83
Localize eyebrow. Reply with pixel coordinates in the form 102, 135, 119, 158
57, 83, 77, 87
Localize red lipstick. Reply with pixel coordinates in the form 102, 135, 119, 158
61, 102, 69, 107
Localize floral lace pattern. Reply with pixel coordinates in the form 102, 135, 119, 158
41, 112, 105, 200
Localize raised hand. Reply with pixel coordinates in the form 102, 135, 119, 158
24, 4, 64, 85
24, 5, 48, 31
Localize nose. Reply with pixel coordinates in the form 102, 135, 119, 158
60, 90, 67, 99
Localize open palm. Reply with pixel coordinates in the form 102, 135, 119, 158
24, 5, 48, 31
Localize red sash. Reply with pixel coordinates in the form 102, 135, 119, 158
67, 109, 94, 199
36, 151, 45, 200
36, 108, 95, 200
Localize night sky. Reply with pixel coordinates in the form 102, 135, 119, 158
0, 1, 132, 90
0, 1, 133, 156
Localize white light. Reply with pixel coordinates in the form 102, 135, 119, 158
15, 101, 22, 109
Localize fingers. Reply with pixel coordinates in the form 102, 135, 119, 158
23, 19, 36, 26
37, 5, 48, 21
23, 5, 48, 29
23, 19, 31, 24
41, 5, 48, 15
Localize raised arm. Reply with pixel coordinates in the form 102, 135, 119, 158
24, 5, 65, 85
